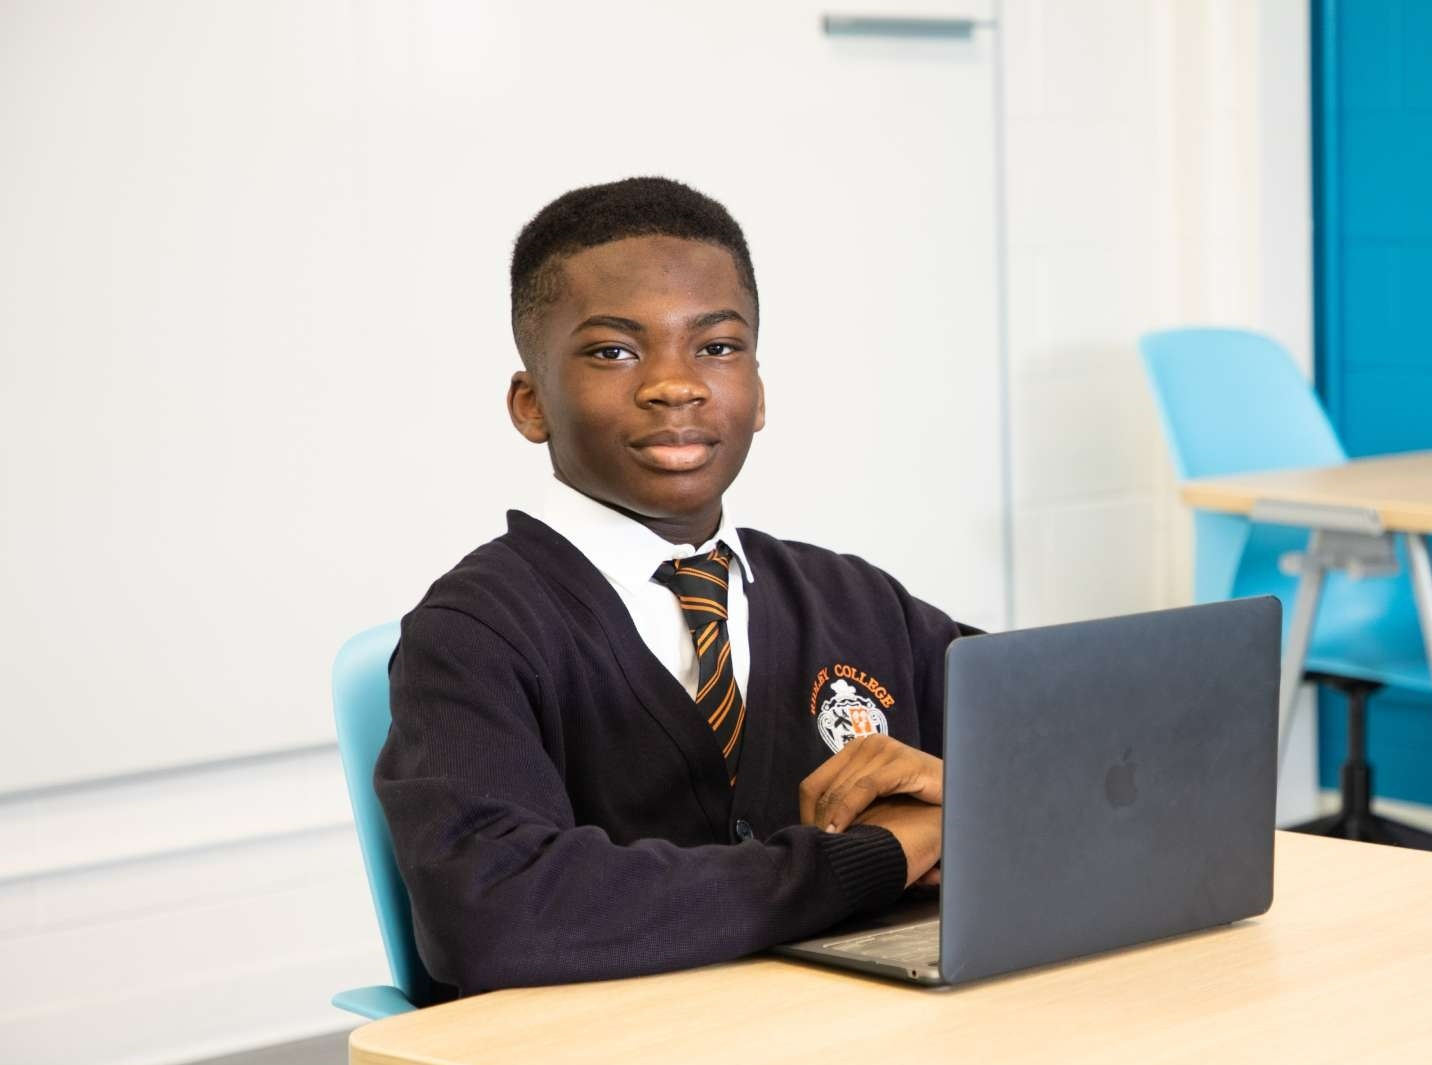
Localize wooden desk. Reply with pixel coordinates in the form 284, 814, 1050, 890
1180, 450, 1432, 535
350, 833, 1432, 1065
1180, 451, 1432, 757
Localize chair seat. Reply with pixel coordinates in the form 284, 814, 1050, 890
1303, 563, 1432, 695
1226, 523, 1432, 696
332, 983, 417, 1021
1307, 621, 1432, 694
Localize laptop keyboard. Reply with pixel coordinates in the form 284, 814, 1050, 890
821, 918, 940, 967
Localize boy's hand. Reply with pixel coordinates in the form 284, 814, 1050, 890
853, 796, 942, 888
798, 734, 942, 832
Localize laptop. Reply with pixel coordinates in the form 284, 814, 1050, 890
774, 597, 1280, 986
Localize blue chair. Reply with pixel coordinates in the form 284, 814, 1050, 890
1141, 328, 1432, 847
331, 620, 440, 1019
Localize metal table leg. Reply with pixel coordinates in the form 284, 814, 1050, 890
1253, 503, 1397, 774
1278, 562, 1325, 771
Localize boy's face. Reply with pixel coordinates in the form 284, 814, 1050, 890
507, 235, 764, 544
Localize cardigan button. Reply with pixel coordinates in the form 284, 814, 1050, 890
734, 819, 755, 842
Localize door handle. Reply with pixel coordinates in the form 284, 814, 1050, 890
822, 15, 979, 39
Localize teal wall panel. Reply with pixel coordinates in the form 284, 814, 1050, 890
1342, 245, 1432, 368
1340, 116, 1432, 238
1313, 0, 1432, 805
1341, 372, 1432, 456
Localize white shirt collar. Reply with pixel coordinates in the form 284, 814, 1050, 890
539, 477, 754, 591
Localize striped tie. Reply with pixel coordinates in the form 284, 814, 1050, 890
653, 545, 745, 784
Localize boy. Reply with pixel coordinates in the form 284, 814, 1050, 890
377, 177, 979, 997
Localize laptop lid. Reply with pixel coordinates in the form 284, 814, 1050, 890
938, 596, 1280, 984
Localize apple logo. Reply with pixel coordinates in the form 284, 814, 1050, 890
1105, 748, 1138, 808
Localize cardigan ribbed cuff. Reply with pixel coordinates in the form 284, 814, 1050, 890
814, 823, 909, 914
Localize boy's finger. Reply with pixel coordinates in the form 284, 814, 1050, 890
817, 776, 883, 832
816, 749, 943, 831
798, 745, 855, 824
808, 739, 885, 827
796, 732, 882, 824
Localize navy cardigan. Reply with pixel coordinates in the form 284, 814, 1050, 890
376, 511, 976, 995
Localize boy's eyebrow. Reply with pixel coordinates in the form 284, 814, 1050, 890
687, 309, 751, 332
571, 310, 752, 335
573, 314, 646, 335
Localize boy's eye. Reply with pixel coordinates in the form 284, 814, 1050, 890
700, 342, 736, 357
591, 346, 635, 361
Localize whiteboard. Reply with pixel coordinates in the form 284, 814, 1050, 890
0, 0, 1003, 792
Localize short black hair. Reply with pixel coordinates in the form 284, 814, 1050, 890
509, 176, 759, 365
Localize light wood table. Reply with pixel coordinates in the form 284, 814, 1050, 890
1180, 450, 1432, 759
351, 833, 1432, 1065
1180, 450, 1432, 536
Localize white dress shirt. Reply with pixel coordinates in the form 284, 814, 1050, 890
539, 477, 753, 701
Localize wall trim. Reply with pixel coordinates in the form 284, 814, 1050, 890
0, 740, 340, 805
0, 744, 353, 883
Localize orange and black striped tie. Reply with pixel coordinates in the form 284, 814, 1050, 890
653, 545, 745, 783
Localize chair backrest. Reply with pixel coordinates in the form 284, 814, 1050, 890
1140, 328, 1429, 691
1139, 328, 1346, 480
1139, 328, 1345, 605
332, 621, 437, 1006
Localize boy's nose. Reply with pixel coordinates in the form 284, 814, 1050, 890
635, 355, 710, 408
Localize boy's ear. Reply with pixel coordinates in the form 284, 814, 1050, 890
754, 376, 766, 433
507, 370, 550, 443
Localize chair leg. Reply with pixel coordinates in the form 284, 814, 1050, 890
1337, 679, 1376, 839
1286, 674, 1432, 853
1371, 819, 1432, 849
1288, 811, 1343, 836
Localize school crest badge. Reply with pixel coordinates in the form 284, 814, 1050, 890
815, 678, 889, 753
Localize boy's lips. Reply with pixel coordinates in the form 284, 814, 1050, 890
628, 429, 719, 472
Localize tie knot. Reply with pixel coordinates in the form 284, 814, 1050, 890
653, 545, 734, 619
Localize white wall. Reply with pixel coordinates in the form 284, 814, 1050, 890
1002, 0, 1310, 627
999, 0, 1317, 819
0, 752, 384, 1065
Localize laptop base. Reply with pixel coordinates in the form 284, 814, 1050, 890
773, 895, 941, 985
